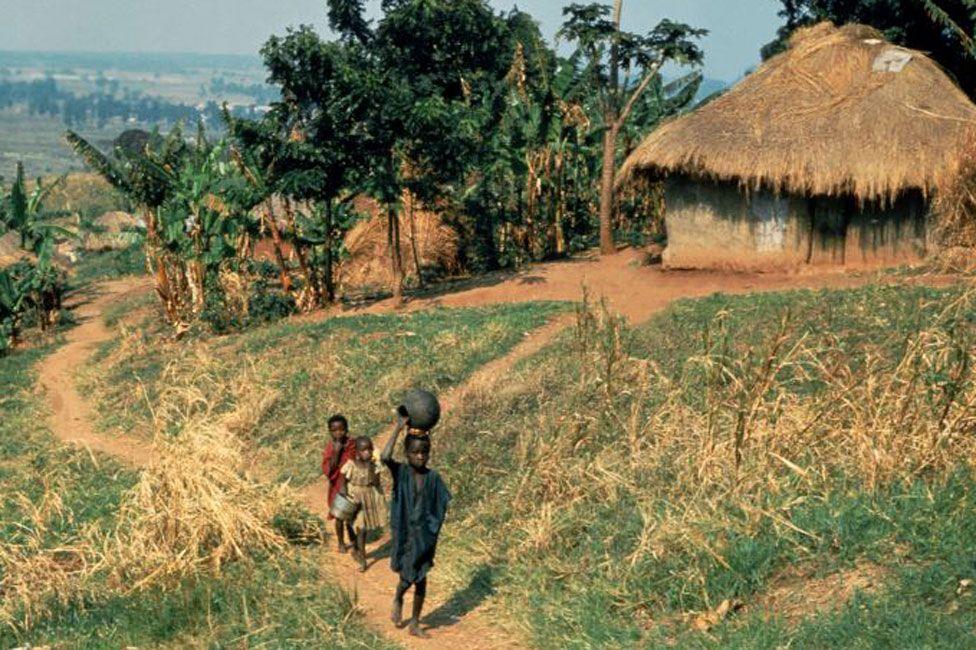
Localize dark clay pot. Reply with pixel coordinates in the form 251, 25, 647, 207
397, 389, 441, 431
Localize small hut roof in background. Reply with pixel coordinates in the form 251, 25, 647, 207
618, 22, 976, 202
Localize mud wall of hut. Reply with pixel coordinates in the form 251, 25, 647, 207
661, 177, 928, 271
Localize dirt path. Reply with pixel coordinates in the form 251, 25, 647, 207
36, 255, 962, 649
345, 248, 952, 323
298, 315, 575, 649
38, 277, 154, 468
38, 275, 541, 649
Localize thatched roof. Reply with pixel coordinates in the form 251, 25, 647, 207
619, 22, 976, 202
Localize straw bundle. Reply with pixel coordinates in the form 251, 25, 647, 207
619, 22, 976, 202
83, 211, 144, 252
340, 196, 460, 290
105, 418, 293, 592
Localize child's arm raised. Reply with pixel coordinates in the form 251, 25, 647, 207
381, 414, 408, 466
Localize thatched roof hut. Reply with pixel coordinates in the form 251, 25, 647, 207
620, 22, 976, 270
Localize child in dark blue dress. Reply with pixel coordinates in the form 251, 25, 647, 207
380, 415, 451, 638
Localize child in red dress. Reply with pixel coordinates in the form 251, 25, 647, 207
321, 414, 357, 552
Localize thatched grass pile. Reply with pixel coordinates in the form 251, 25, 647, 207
104, 417, 293, 592
83, 211, 144, 252
933, 133, 976, 268
340, 195, 460, 291
101, 351, 312, 593
619, 22, 976, 203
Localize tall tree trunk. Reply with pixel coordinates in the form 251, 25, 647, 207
283, 198, 320, 309
387, 204, 404, 305
596, 0, 624, 257
263, 200, 292, 293
407, 194, 425, 289
598, 124, 620, 255
324, 200, 335, 303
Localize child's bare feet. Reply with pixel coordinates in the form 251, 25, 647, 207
408, 621, 430, 638
336, 543, 348, 553
391, 598, 403, 627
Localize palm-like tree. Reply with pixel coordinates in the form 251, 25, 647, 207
2, 162, 72, 254
65, 128, 183, 319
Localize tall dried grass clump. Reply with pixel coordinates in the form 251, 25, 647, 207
104, 418, 293, 592
103, 353, 304, 592
933, 134, 976, 270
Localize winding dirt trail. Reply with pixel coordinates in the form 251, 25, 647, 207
36, 253, 961, 648
38, 277, 153, 468
38, 275, 549, 649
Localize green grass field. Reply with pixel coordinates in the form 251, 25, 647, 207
0, 110, 124, 179
426, 283, 976, 648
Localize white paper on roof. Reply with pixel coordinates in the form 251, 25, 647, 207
873, 49, 913, 73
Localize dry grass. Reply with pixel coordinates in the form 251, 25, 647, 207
434, 283, 976, 645
101, 349, 309, 593
1, 351, 310, 634
340, 195, 460, 290
521, 291, 976, 563
933, 134, 976, 269
620, 22, 976, 203
0, 481, 100, 631
103, 419, 294, 593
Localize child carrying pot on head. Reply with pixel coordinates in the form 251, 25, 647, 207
381, 414, 451, 639
340, 436, 387, 572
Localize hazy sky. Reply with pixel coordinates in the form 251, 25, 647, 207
0, 0, 784, 81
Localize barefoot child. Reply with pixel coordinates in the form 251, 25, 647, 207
340, 436, 387, 572
381, 416, 451, 638
321, 414, 357, 553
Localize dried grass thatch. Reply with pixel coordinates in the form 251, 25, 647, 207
339, 195, 460, 290
933, 132, 976, 268
104, 420, 292, 592
83, 211, 144, 252
103, 355, 306, 593
619, 22, 976, 202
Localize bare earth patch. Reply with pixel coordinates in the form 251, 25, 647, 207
754, 562, 889, 625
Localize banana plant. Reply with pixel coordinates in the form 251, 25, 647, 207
0, 267, 27, 352
1, 162, 73, 254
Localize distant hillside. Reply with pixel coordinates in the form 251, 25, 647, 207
0, 50, 264, 75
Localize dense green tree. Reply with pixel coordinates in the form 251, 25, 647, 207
256, 25, 372, 304
326, 0, 515, 301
